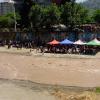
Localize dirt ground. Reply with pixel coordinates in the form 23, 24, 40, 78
0, 50, 100, 87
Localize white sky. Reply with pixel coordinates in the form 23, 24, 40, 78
76, 0, 87, 3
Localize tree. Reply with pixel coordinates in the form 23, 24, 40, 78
60, 2, 74, 27
60, 2, 89, 28
29, 4, 43, 30
20, 0, 34, 27
93, 9, 100, 23
20, 0, 76, 27
42, 4, 61, 27
0, 12, 21, 28
29, 4, 61, 30
75, 5, 89, 24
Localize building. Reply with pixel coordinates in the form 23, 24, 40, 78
0, 0, 23, 15
0, 1, 13, 15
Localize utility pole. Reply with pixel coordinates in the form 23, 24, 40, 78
13, 3, 17, 32
10, 0, 17, 32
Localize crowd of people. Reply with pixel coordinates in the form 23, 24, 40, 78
44, 45, 100, 55
0, 38, 46, 51
0, 38, 99, 55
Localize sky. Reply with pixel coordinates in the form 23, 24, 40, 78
76, 0, 87, 3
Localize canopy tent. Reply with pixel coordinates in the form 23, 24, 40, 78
48, 39, 60, 45
93, 38, 100, 43
74, 40, 86, 45
86, 38, 100, 46
51, 24, 67, 32
60, 39, 73, 45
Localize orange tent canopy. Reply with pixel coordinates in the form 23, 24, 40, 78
48, 39, 60, 45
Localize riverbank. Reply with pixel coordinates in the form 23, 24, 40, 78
0, 46, 100, 59
0, 78, 99, 100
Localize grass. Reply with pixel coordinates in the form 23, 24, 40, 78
52, 88, 96, 100
95, 87, 100, 93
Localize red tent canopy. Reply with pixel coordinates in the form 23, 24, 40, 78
48, 39, 59, 45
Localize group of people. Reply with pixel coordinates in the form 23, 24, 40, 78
0, 38, 99, 55
0, 38, 46, 50
44, 45, 100, 55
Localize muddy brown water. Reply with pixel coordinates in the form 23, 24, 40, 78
0, 52, 100, 100
0, 52, 100, 87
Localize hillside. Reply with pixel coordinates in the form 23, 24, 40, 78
81, 0, 100, 9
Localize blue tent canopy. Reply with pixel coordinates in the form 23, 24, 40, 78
60, 39, 73, 44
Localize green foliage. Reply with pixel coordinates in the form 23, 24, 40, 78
29, 4, 61, 29
60, 2, 89, 27
1, 2, 94, 30
29, 5, 43, 28
42, 4, 61, 26
0, 12, 21, 28
78, 6, 89, 24
29, 3, 93, 30
0, 16, 8, 27
60, 2, 72, 26
95, 87, 100, 93
93, 9, 100, 23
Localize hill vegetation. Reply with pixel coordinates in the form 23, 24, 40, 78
81, 0, 100, 9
